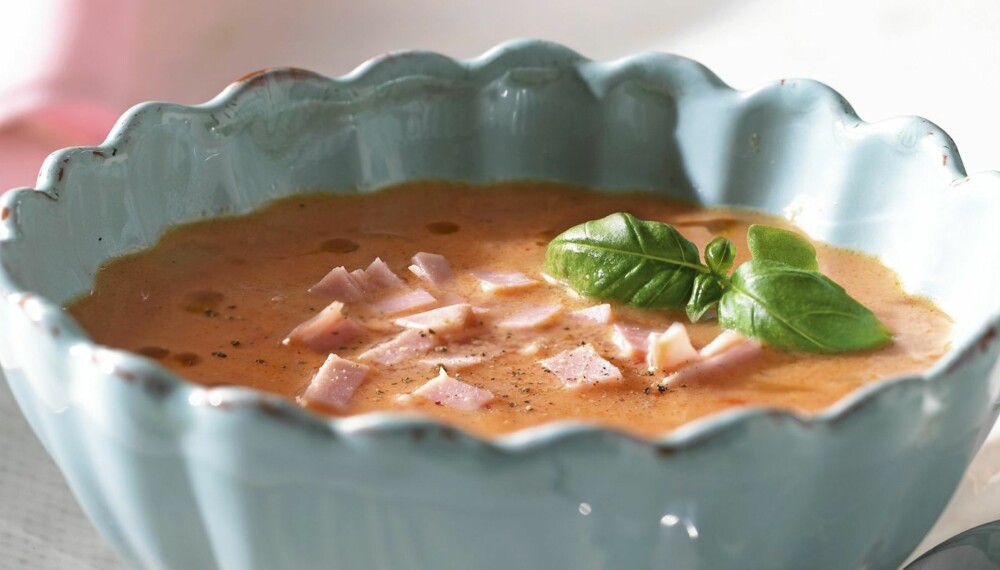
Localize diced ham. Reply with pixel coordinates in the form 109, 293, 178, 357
300, 354, 369, 409
358, 329, 438, 366
496, 304, 563, 330
365, 258, 405, 289
368, 288, 438, 316
541, 272, 582, 299
700, 330, 746, 358
308, 266, 365, 301
611, 322, 656, 360
417, 353, 487, 370
469, 269, 540, 294
394, 304, 475, 336
284, 301, 366, 352
646, 323, 701, 373
350, 268, 373, 293
662, 339, 762, 386
539, 344, 623, 389
569, 304, 613, 325
412, 368, 494, 411
520, 342, 543, 355
409, 252, 453, 288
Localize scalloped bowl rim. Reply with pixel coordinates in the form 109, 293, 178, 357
2, 38, 998, 455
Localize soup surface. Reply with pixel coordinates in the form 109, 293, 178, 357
68, 182, 951, 437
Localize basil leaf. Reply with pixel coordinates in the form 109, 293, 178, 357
705, 236, 736, 275
687, 273, 723, 322
747, 224, 819, 271
545, 212, 705, 308
718, 259, 891, 353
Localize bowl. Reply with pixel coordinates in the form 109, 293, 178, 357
2, 40, 1000, 569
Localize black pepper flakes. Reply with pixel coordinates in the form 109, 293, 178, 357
230, 340, 241, 347
657, 385, 666, 394
211, 351, 227, 358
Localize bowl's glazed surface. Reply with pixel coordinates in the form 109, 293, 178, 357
2, 40, 1000, 569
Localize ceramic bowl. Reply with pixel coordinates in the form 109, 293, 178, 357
2, 40, 1000, 570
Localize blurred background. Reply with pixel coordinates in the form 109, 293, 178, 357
0, 0, 997, 567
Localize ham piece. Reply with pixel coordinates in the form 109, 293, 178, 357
496, 304, 563, 330
358, 329, 438, 366
610, 322, 656, 361
412, 368, 494, 411
364, 258, 405, 289
309, 257, 403, 300
308, 266, 365, 301
568, 304, 613, 325
699, 330, 746, 358
368, 288, 438, 316
662, 336, 762, 386
539, 344, 623, 389
300, 354, 369, 409
394, 304, 475, 336
417, 353, 488, 370
469, 269, 540, 294
284, 301, 366, 352
409, 252, 454, 288
646, 323, 701, 373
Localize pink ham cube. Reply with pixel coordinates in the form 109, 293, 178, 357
409, 252, 454, 288
309, 259, 406, 302
393, 304, 475, 336
496, 304, 563, 330
418, 353, 488, 371
358, 329, 438, 366
646, 322, 701, 373
364, 258, 405, 289
568, 304, 613, 325
700, 330, 747, 358
610, 322, 656, 361
662, 339, 762, 386
299, 354, 369, 409
284, 301, 366, 352
412, 368, 494, 411
539, 344, 623, 389
308, 266, 365, 301
368, 288, 438, 316
469, 269, 540, 294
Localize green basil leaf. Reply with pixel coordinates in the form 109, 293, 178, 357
717, 259, 892, 353
705, 236, 736, 275
545, 212, 705, 308
687, 273, 723, 322
747, 224, 819, 271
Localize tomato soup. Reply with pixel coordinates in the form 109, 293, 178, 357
67, 182, 951, 437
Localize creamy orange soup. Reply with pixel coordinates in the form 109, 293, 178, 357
68, 182, 951, 437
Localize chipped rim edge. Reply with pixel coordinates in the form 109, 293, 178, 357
1, 38, 999, 455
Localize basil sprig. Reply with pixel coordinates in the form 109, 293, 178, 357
545, 214, 892, 353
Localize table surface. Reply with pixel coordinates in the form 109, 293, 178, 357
1, 1, 999, 567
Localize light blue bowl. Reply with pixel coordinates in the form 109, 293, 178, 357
2, 40, 1000, 570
